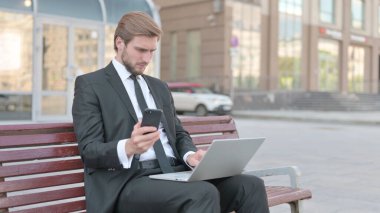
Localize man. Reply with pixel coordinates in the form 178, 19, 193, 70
72, 11, 269, 213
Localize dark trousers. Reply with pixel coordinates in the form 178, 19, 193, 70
116, 170, 269, 213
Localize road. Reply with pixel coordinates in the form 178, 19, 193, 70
234, 117, 380, 213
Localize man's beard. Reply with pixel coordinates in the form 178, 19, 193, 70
121, 50, 146, 76
122, 59, 140, 76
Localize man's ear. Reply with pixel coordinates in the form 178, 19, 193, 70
115, 36, 125, 50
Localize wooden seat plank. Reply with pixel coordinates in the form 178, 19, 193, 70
191, 134, 239, 145
0, 173, 83, 193
12, 200, 86, 213
0, 133, 76, 148
0, 187, 84, 209
0, 123, 73, 131
0, 159, 83, 178
266, 186, 312, 207
180, 115, 232, 125
0, 146, 79, 163
184, 123, 237, 135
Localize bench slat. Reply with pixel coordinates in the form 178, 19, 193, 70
0, 187, 84, 209
0, 173, 83, 193
0, 146, 79, 163
266, 186, 312, 207
0, 123, 73, 133
192, 134, 239, 145
184, 123, 237, 135
0, 159, 83, 178
0, 133, 76, 148
13, 200, 86, 213
180, 115, 233, 125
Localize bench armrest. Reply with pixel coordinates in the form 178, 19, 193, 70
243, 166, 301, 189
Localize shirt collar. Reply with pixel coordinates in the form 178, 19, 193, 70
112, 58, 132, 81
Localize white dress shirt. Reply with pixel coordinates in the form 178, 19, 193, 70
112, 59, 193, 168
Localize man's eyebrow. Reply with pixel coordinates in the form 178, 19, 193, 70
135, 46, 156, 51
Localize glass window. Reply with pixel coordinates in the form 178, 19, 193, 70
186, 30, 201, 80
0, 12, 33, 92
278, 0, 303, 90
170, 32, 178, 80
279, 0, 303, 16
351, 0, 365, 30
42, 24, 68, 91
105, 25, 116, 64
41, 96, 66, 115
104, 0, 152, 24
230, 1, 261, 90
38, 0, 102, 21
0, 11, 33, 120
348, 45, 365, 93
318, 39, 339, 91
0, 0, 33, 12
0, 94, 32, 120
74, 28, 99, 74
320, 0, 335, 24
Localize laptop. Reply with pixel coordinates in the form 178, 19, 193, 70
149, 138, 265, 182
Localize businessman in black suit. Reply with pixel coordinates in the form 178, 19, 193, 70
72, 11, 269, 213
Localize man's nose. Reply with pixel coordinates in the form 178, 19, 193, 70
142, 52, 153, 63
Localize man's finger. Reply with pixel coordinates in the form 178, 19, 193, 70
134, 122, 141, 130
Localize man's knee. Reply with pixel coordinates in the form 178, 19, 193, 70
191, 181, 219, 201
238, 175, 269, 212
246, 175, 265, 186
182, 181, 220, 213
240, 174, 266, 192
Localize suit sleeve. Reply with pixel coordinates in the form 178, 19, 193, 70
175, 115, 197, 159
72, 76, 122, 170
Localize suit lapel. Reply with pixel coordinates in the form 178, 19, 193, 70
105, 63, 138, 123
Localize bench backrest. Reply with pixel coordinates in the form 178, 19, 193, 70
0, 115, 238, 212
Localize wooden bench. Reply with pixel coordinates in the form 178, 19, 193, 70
0, 115, 312, 213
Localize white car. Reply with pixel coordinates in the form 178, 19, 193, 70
167, 82, 233, 116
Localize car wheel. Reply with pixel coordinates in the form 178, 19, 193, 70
195, 105, 208, 116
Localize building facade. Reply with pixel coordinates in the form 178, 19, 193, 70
2, 0, 380, 123
155, 0, 380, 97
0, 0, 160, 122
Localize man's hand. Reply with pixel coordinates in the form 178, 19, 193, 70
125, 122, 160, 157
186, 149, 206, 167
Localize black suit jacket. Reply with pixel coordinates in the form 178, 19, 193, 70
72, 62, 197, 213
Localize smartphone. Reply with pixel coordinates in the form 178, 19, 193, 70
141, 108, 162, 129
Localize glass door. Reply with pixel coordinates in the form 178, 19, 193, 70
35, 18, 102, 121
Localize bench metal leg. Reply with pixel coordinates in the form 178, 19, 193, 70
290, 201, 302, 213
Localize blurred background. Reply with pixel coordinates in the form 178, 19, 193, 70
1, 0, 380, 122
1, 1, 380, 212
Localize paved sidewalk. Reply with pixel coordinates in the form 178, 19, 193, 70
232, 110, 380, 125
235, 118, 380, 213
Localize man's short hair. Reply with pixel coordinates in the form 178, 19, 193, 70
114, 11, 162, 51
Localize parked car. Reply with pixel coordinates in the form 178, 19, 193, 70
0, 94, 17, 111
167, 82, 233, 116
